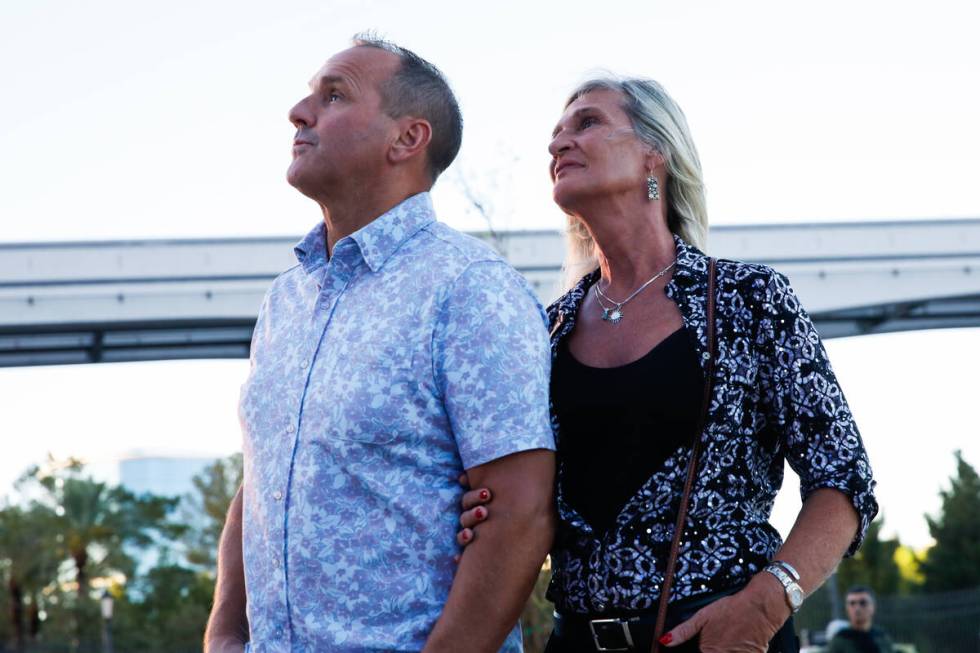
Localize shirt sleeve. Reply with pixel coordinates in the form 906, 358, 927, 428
759, 270, 879, 556
433, 260, 556, 470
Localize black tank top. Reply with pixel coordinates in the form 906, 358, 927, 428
550, 327, 704, 535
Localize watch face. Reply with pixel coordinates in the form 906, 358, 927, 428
788, 585, 804, 608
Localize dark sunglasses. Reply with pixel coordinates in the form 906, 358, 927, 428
847, 598, 870, 607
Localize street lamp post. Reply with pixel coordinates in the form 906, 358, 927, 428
100, 590, 114, 653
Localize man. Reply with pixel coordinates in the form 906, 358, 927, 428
204, 35, 556, 653
827, 586, 896, 653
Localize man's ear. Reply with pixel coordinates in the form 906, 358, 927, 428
388, 117, 432, 166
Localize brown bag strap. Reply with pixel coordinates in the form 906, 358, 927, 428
651, 257, 717, 653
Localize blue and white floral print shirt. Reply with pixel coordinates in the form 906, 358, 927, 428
239, 193, 554, 652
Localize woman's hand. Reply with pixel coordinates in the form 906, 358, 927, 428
454, 473, 493, 558
662, 575, 789, 652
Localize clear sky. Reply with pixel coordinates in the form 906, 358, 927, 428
1, 0, 979, 548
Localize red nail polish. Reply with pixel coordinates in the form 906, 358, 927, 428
475, 507, 485, 519
659, 633, 673, 645
479, 490, 489, 500
461, 530, 470, 541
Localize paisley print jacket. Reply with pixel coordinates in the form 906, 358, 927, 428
545, 235, 878, 615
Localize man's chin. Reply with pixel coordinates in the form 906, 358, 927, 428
286, 159, 304, 188
286, 163, 316, 197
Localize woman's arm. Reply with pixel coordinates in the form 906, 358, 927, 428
665, 488, 858, 652
668, 268, 872, 651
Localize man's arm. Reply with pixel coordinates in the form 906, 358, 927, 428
204, 485, 249, 653
423, 449, 555, 653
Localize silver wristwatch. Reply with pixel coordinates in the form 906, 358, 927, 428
763, 562, 804, 613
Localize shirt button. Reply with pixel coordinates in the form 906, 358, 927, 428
274, 628, 284, 639
702, 352, 711, 360
286, 424, 295, 434
299, 360, 309, 370
273, 558, 281, 568
273, 490, 283, 501
596, 602, 606, 612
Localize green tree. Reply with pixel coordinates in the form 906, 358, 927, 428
111, 563, 215, 653
836, 516, 904, 597
919, 450, 980, 591
0, 504, 61, 651
181, 453, 243, 570
16, 457, 187, 646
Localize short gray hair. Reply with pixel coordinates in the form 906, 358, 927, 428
562, 76, 709, 287
352, 33, 463, 184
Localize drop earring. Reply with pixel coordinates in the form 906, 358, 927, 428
647, 175, 660, 200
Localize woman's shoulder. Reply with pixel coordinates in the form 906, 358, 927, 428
715, 257, 806, 302
714, 257, 785, 286
711, 258, 809, 323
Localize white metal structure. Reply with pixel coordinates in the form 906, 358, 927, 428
2, 219, 978, 367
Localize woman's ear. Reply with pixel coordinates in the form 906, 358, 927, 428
389, 118, 432, 166
645, 148, 666, 173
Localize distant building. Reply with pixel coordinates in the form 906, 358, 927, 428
117, 450, 226, 573
118, 453, 218, 500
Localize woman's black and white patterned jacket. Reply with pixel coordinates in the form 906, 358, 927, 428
545, 234, 879, 615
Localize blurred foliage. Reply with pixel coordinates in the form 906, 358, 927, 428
893, 545, 925, 587
2, 450, 979, 651
16, 456, 186, 592
836, 516, 905, 596
180, 453, 243, 571
0, 459, 213, 652
917, 450, 980, 592
520, 560, 554, 653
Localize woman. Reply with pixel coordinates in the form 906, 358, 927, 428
456, 76, 878, 653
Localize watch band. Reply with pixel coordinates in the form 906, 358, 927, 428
771, 559, 801, 581
763, 563, 804, 613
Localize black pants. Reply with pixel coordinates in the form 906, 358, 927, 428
543, 616, 800, 653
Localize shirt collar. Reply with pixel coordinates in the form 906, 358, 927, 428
293, 192, 437, 277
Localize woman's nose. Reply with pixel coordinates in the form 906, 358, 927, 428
548, 130, 573, 157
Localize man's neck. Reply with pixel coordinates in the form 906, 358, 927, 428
320, 183, 427, 255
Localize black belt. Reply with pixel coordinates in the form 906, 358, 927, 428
552, 603, 798, 653
552, 585, 747, 652
553, 611, 658, 651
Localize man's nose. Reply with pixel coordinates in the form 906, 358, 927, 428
288, 96, 313, 128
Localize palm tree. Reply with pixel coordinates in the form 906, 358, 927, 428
16, 458, 186, 647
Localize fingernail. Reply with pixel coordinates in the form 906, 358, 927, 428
475, 507, 485, 520
659, 633, 673, 645
461, 530, 470, 541
479, 490, 489, 500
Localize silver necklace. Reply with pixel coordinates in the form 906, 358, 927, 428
593, 260, 676, 324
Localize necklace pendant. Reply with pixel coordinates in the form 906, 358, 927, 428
602, 308, 624, 324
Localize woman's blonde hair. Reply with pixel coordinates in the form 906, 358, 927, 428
561, 76, 709, 288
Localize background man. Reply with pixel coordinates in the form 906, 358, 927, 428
204, 35, 556, 653
827, 586, 896, 653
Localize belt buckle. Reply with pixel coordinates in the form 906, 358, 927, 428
588, 618, 634, 651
